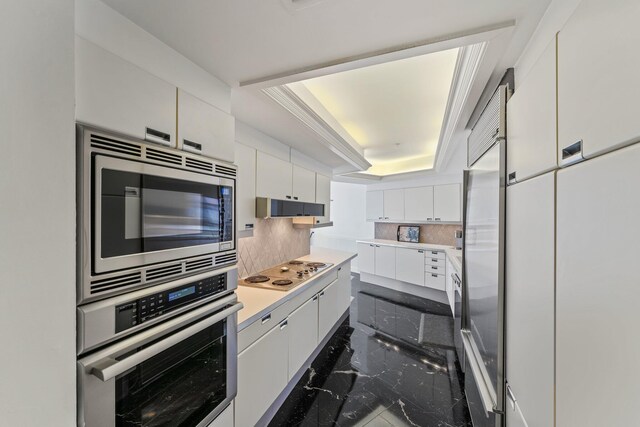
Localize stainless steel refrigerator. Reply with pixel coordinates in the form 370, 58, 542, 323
461, 85, 507, 427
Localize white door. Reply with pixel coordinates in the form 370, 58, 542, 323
366, 191, 384, 221
404, 186, 434, 221
558, 0, 640, 161
433, 184, 461, 222
288, 296, 318, 380
255, 151, 293, 200
395, 247, 425, 286
374, 245, 396, 279
507, 37, 557, 183
315, 173, 331, 223
292, 165, 316, 203
75, 37, 176, 144
383, 189, 404, 220
556, 142, 640, 426
357, 243, 375, 274
177, 88, 234, 162
318, 280, 341, 340
235, 143, 256, 234
236, 320, 289, 427
506, 172, 555, 427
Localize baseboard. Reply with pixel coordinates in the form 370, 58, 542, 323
359, 272, 448, 305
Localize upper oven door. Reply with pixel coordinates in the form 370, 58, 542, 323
78, 296, 242, 427
94, 155, 234, 274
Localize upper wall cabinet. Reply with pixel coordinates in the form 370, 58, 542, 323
404, 187, 434, 221
558, 0, 640, 162
434, 184, 461, 222
315, 174, 331, 223
177, 89, 234, 163
76, 37, 176, 144
235, 143, 256, 234
256, 152, 293, 200
383, 189, 404, 221
507, 37, 557, 183
366, 190, 384, 221
292, 165, 316, 203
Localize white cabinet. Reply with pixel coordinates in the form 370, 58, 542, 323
336, 264, 352, 314
255, 151, 293, 200
507, 37, 557, 183
395, 247, 425, 286
556, 143, 640, 426
235, 143, 256, 234
177, 89, 234, 162
404, 186, 434, 221
318, 279, 340, 340
383, 189, 404, 220
505, 394, 529, 427
292, 165, 316, 203
357, 242, 376, 274
315, 173, 331, 223
75, 37, 176, 144
210, 402, 233, 427
445, 257, 455, 315
236, 319, 289, 427
433, 184, 460, 222
506, 172, 555, 427
374, 245, 396, 279
366, 190, 384, 221
424, 272, 445, 291
288, 296, 319, 380
558, 0, 640, 161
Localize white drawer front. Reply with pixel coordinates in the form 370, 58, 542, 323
425, 257, 446, 267
425, 273, 446, 291
426, 250, 446, 260
425, 264, 446, 275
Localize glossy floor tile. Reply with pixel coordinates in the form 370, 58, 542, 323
268, 276, 472, 427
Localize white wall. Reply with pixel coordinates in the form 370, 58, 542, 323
312, 182, 374, 272
0, 1, 76, 426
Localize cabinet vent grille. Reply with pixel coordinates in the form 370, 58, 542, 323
145, 147, 183, 166
90, 134, 142, 157
146, 263, 184, 281
186, 157, 214, 172
185, 257, 214, 272
468, 85, 508, 167
215, 253, 237, 265
90, 272, 142, 294
215, 164, 237, 177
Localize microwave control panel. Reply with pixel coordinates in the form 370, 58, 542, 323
115, 273, 227, 333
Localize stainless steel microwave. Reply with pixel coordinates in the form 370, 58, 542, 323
77, 125, 237, 304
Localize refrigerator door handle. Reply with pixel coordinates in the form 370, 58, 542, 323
461, 330, 500, 415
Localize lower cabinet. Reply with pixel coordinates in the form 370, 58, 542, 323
357, 242, 375, 274
395, 247, 425, 286
236, 319, 289, 427
374, 245, 396, 279
210, 402, 233, 427
318, 273, 350, 340
445, 258, 455, 314
288, 295, 319, 380
425, 272, 445, 291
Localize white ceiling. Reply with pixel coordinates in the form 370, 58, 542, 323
101, 0, 553, 175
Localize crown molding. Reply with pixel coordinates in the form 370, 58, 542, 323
262, 85, 372, 170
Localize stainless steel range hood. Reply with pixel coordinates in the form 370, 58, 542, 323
255, 197, 324, 219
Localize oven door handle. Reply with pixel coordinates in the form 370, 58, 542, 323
90, 301, 243, 382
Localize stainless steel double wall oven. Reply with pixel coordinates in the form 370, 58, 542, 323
76, 125, 241, 427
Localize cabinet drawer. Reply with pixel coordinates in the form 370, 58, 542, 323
238, 303, 291, 354
425, 273, 446, 291
425, 257, 446, 267
426, 250, 446, 260
425, 264, 446, 275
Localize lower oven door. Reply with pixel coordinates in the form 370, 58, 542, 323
78, 297, 242, 427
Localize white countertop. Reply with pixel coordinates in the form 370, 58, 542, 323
356, 238, 453, 251
445, 247, 463, 273
236, 247, 357, 330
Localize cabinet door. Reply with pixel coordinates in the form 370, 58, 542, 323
433, 184, 461, 222
366, 191, 384, 221
291, 165, 316, 203
404, 186, 434, 221
75, 37, 176, 143
506, 172, 555, 427
255, 151, 293, 200
556, 143, 640, 426
383, 189, 404, 220
445, 258, 454, 315
357, 243, 375, 274
315, 173, 331, 223
209, 402, 233, 427
505, 395, 529, 427
558, 0, 640, 160
336, 264, 352, 315
177, 88, 234, 162
395, 247, 425, 286
318, 279, 341, 340
236, 321, 289, 427
235, 143, 256, 233
507, 37, 557, 183
374, 245, 396, 279
288, 296, 319, 380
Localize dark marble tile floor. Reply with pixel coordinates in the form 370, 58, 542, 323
268, 275, 472, 427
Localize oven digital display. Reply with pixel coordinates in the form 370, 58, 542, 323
168, 286, 196, 302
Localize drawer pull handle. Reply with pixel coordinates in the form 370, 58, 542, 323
261, 314, 271, 324
145, 127, 171, 145
432, 259, 438, 262
312, 295, 318, 301
418, 250, 424, 253
432, 274, 438, 278
432, 266, 437, 270
319, 291, 325, 297
432, 251, 438, 255
280, 320, 288, 329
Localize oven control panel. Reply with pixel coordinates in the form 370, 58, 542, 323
115, 273, 227, 333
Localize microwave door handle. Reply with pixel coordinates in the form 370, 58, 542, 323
90, 301, 243, 382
